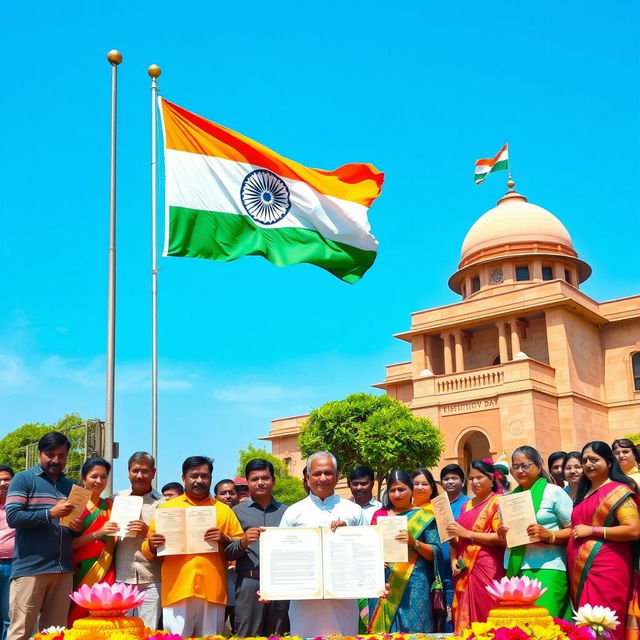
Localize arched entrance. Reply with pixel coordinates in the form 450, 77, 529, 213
457, 428, 492, 472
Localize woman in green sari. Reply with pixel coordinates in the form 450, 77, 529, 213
368, 470, 443, 633
498, 446, 573, 620
68, 457, 119, 625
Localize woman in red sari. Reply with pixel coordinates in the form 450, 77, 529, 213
68, 457, 119, 625
447, 460, 506, 632
568, 441, 640, 640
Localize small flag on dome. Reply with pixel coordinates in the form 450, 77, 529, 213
474, 143, 509, 184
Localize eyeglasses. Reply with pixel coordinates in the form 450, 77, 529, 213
510, 463, 536, 472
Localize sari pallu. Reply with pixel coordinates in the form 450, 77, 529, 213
452, 494, 504, 631
68, 498, 116, 625
567, 482, 640, 640
368, 507, 441, 633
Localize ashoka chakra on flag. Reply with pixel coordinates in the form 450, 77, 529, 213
240, 169, 291, 225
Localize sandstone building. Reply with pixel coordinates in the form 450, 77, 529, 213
265, 184, 640, 477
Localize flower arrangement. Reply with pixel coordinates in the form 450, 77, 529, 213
485, 576, 548, 606
32, 633, 444, 640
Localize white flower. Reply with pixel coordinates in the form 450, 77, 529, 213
573, 604, 620, 631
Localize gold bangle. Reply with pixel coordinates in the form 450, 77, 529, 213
414, 539, 420, 550
603, 527, 607, 540
549, 531, 556, 544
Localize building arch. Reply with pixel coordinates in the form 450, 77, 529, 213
454, 427, 493, 473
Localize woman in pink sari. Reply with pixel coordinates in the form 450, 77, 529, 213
446, 460, 506, 632
568, 441, 640, 640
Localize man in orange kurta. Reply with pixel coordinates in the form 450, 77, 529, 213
141, 456, 244, 637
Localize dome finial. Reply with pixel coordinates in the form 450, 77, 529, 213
507, 171, 515, 191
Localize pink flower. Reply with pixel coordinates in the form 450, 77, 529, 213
69, 582, 145, 613
485, 576, 547, 605
494, 627, 531, 640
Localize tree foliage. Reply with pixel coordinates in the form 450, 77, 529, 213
624, 433, 640, 445
0, 414, 87, 482
236, 444, 306, 506
298, 392, 444, 497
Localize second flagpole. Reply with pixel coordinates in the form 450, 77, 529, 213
149, 64, 161, 486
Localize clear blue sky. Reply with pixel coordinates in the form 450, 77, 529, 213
1, 2, 639, 489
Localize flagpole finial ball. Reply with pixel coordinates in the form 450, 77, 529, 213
507, 179, 515, 189
107, 50, 123, 65
148, 64, 162, 78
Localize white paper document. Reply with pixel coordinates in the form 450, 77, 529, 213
156, 506, 218, 556
260, 526, 385, 600
108, 495, 144, 538
499, 491, 540, 548
431, 493, 456, 542
322, 526, 385, 599
376, 515, 408, 562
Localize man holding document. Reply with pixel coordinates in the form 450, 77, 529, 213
142, 456, 243, 637
113, 452, 164, 630
275, 451, 369, 638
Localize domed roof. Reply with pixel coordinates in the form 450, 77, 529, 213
461, 190, 574, 264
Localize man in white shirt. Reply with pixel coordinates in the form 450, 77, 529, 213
348, 466, 381, 524
280, 451, 366, 637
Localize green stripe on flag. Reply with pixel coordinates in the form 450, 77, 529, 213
474, 158, 509, 183
166, 206, 377, 284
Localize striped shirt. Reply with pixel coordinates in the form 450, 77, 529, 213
6, 464, 75, 578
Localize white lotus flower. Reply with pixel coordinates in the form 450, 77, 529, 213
573, 604, 620, 632
39, 627, 66, 634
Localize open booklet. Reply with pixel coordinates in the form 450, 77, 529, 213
155, 506, 218, 556
259, 526, 385, 600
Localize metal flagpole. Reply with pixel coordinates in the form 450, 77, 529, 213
105, 49, 122, 495
149, 64, 161, 488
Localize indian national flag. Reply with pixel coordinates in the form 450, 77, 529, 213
474, 143, 509, 184
159, 99, 384, 283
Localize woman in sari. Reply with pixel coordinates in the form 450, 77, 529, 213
498, 446, 573, 619
68, 457, 119, 625
562, 451, 583, 501
447, 460, 505, 632
568, 441, 640, 640
368, 470, 442, 634
612, 438, 640, 488
411, 467, 453, 630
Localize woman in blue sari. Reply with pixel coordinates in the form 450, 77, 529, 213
368, 470, 443, 633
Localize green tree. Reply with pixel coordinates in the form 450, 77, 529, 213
298, 392, 444, 497
0, 413, 87, 482
624, 433, 640, 444
236, 444, 307, 506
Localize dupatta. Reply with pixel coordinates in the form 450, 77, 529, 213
368, 506, 435, 633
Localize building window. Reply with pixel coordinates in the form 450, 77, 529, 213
633, 352, 640, 391
564, 269, 572, 284
471, 276, 481, 292
542, 266, 553, 280
515, 266, 530, 281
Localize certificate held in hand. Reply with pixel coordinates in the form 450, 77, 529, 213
155, 506, 218, 556
499, 491, 540, 548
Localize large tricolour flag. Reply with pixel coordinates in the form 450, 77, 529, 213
159, 99, 384, 283
474, 143, 509, 184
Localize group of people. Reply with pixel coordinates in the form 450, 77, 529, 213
1, 431, 640, 640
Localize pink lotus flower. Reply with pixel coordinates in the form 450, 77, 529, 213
485, 576, 547, 605
69, 582, 145, 616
